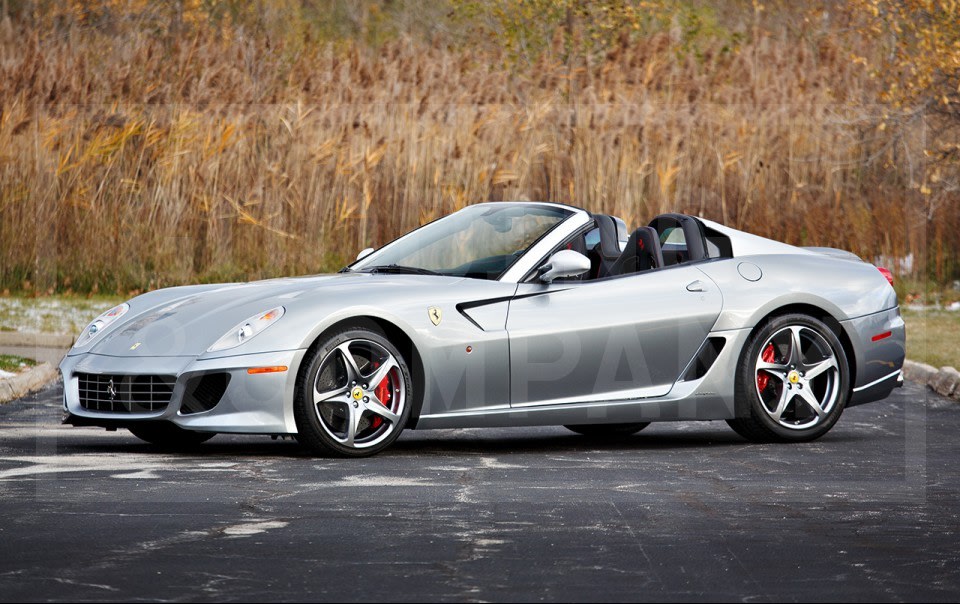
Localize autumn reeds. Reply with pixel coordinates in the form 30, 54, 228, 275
0, 6, 953, 294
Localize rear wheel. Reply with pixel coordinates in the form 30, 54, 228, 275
294, 327, 412, 457
727, 313, 849, 442
564, 423, 649, 438
128, 422, 215, 448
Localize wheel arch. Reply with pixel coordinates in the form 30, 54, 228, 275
297, 315, 427, 429
734, 302, 856, 418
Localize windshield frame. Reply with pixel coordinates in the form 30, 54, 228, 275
345, 202, 589, 283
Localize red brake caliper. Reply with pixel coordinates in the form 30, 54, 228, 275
371, 369, 393, 430
757, 344, 775, 392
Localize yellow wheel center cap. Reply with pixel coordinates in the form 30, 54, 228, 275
788, 371, 801, 384
352, 387, 364, 400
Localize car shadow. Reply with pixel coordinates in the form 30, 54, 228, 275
391, 428, 868, 456
46, 424, 870, 459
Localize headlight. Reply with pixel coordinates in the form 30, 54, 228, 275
74, 303, 130, 348
207, 306, 285, 353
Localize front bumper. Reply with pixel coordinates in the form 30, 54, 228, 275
60, 349, 307, 434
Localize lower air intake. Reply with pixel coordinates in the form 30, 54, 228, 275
682, 337, 726, 381
180, 373, 231, 415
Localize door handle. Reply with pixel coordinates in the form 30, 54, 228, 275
686, 280, 706, 292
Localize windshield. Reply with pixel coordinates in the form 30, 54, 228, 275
350, 203, 573, 280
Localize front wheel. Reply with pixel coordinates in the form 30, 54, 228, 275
727, 314, 850, 442
294, 327, 413, 457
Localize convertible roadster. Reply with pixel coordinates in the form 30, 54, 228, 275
61, 202, 905, 456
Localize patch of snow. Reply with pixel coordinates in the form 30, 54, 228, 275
327, 475, 437, 488
874, 252, 914, 275
0, 369, 16, 379
0, 297, 118, 334
0, 454, 235, 481
222, 520, 289, 537
111, 470, 161, 480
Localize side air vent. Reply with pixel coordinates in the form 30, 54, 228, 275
180, 373, 231, 415
682, 337, 726, 381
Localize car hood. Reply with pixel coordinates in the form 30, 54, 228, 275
78, 273, 464, 358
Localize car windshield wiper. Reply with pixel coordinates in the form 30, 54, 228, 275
362, 264, 443, 276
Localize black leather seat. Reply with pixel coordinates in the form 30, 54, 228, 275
602, 226, 664, 277
588, 215, 624, 279
648, 214, 708, 266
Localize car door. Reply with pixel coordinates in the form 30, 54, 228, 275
506, 266, 722, 407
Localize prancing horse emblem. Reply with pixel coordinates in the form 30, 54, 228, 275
107, 378, 117, 401
428, 306, 442, 326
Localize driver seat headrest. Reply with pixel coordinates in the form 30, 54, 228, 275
603, 226, 663, 277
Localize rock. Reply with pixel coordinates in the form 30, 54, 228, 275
933, 367, 960, 398
902, 360, 938, 385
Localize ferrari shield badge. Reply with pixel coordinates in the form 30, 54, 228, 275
428, 306, 442, 326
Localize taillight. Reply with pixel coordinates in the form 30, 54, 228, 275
877, 266, 894, 286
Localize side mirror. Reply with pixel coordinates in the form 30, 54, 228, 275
356, 247, 375, 261
539, 250, 591, 283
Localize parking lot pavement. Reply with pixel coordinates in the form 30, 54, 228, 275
0, 382, 957, 602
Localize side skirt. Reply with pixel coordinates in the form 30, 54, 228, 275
415, 394, 735, 430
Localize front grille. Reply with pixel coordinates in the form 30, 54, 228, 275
77, 373, 175, 414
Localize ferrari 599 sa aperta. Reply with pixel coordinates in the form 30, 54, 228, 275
61, 202, 905, 456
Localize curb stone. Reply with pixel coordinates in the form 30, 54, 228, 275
902, 360, 939, 385
933, 367, 960, 398
0, 332, 74, 348
0, 363, 59, 404
0, 378, 14, 402
903, 360, 960, 403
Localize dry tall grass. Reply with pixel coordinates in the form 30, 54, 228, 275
0, 5, 954, 294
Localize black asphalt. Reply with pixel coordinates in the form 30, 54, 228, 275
0, 382, 957, 602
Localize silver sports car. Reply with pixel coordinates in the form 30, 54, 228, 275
61, 202, 905, 456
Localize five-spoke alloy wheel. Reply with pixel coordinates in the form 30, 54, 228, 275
728, 314, 850, 442
295, 326, 413, 457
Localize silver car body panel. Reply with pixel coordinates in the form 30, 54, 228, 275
506, 264, 722, 406
61, 202, 905, 434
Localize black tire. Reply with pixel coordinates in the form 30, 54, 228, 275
294, 325, 413, 457
727, 313, 850, 443
564, 423, 650, 438
128, 422, 216, 448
